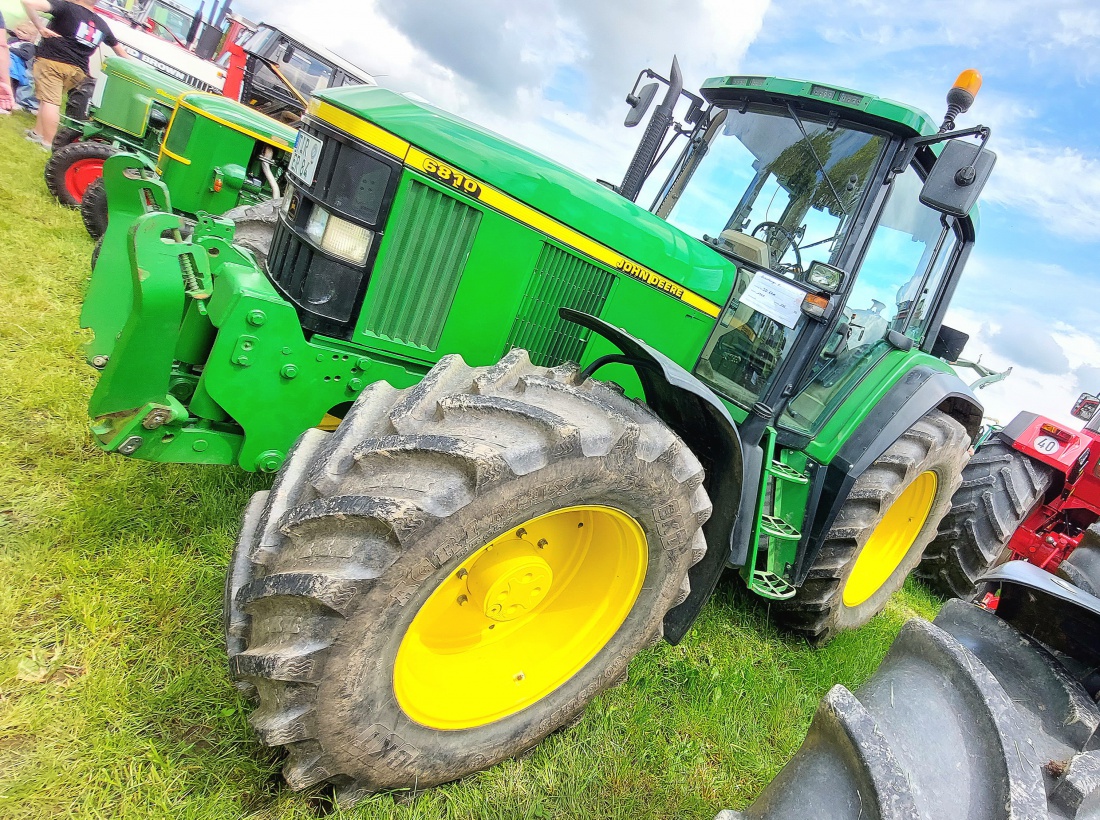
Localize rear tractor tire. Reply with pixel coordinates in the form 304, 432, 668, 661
917, 439, 1054, 600
225, 350, 711, 800
44, 140, 118, 207
773, 409, 970, 644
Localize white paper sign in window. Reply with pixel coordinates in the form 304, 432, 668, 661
739, 273, 803, 328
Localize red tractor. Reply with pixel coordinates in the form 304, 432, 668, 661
919, 391, 1100, 599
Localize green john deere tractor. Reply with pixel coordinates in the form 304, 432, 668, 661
79, 60, 997, 798
46, 56, 296, 233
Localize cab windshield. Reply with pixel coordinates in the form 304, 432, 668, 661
657, 104, 887, 277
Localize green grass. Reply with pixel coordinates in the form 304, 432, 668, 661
0, 112, 942, 819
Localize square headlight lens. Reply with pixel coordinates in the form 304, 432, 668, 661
305, 204, 373, 265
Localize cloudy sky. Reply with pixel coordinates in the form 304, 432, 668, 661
238, 0, 1099, 426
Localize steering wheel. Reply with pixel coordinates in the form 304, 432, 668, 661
752, 221, 803, 276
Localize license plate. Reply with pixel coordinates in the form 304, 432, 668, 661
288, 131, 323, 186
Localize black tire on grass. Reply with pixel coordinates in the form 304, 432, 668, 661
81, 177, 109, 239
44, 140, 118, 207
225, 350, 711, 801
773, 409, 970, 645
917, 439, 1054, 600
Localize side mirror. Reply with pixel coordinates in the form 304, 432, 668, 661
919, 139, 997, 217
1072, 392, 1099, 422
624, 82, 658, 128
805, 261, 845, 293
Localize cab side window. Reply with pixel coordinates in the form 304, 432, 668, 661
780, 165, 960, 434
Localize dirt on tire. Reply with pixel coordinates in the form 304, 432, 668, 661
773, 409, 970, 644
225, 349, 711, 801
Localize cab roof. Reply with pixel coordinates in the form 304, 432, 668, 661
701, 75, 938, 138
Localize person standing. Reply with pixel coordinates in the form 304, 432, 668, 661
20, 0, 127, 147
0, 12, 14, 112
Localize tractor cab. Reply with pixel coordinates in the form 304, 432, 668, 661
224, 24, 376, 121
618, 66, 993, 444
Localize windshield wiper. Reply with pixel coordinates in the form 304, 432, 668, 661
786, 103, 848, 215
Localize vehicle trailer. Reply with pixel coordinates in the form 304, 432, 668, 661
79, 64, 996, 798
921, 392, 1100, 598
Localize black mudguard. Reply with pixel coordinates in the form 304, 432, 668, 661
793, 365, 983, 585
560, 308, 745, 644
982, 560, 1100, 669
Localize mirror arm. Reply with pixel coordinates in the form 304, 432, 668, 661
890, 124, 992, 177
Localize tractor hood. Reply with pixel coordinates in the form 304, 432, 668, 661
310, 86, 736, 309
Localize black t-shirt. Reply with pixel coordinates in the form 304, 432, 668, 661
37, 1, 119, 73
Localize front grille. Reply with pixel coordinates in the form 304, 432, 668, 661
363, 181, 480, 350
265, 121, 400, 340
504, 244, 614, 367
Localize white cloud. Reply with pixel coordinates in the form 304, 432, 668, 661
982, 142, 1100, 241
242, 0, 771, 180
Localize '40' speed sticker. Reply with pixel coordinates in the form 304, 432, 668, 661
1034, 434, 1061, 455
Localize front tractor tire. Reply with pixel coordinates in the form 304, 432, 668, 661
44, 140, 118, 207
225, 350, 710, 800
916, 439, 1054, 600
774, 409, 969, 644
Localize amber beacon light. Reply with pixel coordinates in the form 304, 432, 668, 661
940, 68, 983, 132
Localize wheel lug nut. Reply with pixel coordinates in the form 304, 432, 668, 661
516, 528, 527, 538
456, 594, 468, 606
537, 539, 548, 549
457, 568, 468, 579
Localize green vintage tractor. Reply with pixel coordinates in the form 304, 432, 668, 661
46, 56, 296, 225
80, 90, 296, 245
79, 61, 997, 798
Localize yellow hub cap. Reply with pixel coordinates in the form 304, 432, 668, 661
393, 505, 648, 730
843, 470, 938, 608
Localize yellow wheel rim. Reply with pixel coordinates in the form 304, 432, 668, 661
393, 505, 647, 730
843, 470, 938, 608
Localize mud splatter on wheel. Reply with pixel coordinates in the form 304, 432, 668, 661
225, 350, 710, 800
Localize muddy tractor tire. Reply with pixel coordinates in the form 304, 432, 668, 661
45, 140, 118, 207
918, 439, 1055, 600
225, 350, 710, 801
221, 197, 282, 269
773, 410, 969, 644
716, 597, 1100, 820
80, 177, 109, 240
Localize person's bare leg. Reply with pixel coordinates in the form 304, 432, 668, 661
36, 101, 61, 145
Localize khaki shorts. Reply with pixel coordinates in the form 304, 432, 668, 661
32, 58, 86, 106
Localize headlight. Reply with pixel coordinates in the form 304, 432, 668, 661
305, 204, 373, 265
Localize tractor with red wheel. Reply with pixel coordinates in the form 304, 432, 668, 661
918, 391, 1100, 599
45, 56, 193, 207
43, 56, 296, 246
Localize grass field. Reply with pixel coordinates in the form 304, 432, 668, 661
0, 110, 943, 819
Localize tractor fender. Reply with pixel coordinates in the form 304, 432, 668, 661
559, 308, 745, 644
793, 365, 982, 586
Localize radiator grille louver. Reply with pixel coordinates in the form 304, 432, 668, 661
505, 244, 614, 367
364, 182, 480, 350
